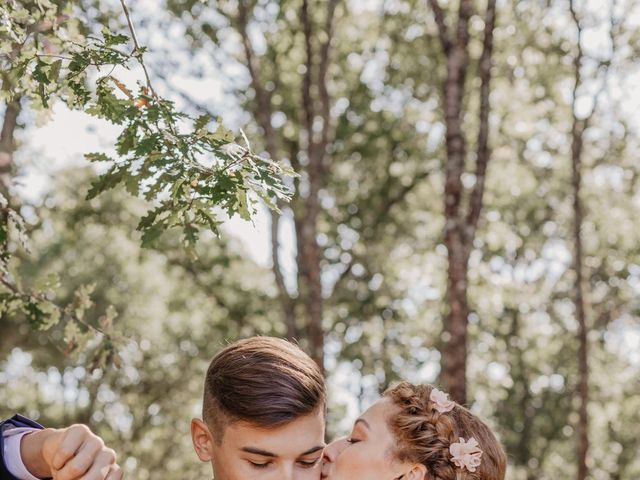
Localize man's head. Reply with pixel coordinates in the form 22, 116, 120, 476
191, 336, 326, 480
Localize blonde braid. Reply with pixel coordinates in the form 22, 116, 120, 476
384, 382, 505, 480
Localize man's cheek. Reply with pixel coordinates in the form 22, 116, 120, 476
303, 466, 324, 480
309, 469, 323, 480
212, 456, 245, 480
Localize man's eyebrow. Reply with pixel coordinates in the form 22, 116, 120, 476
240, 445, 326, 458
355, 418, 371, 430
241, 447, 276, 457
299, 445, 326, 456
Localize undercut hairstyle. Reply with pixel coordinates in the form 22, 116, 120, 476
202, 336, 326, 443
385, 382, 507, 480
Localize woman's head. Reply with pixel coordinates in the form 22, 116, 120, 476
322, 382, 507, 480
385, 382, 506, 480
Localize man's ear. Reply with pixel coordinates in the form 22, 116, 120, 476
403, 463, 428, 480
191, 418, 214, 462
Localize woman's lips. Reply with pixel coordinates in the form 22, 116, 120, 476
321, 459, 331, 479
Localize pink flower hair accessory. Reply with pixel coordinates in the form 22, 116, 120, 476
450, 437, 483, 473
430, 388, 455, 413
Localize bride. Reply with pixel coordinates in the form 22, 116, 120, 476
321, 382, 507, 480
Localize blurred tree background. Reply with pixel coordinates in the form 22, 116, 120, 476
2, 0, 640, 479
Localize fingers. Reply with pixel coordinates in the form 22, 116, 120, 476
74, 448, 118, 480
106, 464, 124, 480
50, 425, 91, 471
54, 429, 104, 479
42, 424, 122, 480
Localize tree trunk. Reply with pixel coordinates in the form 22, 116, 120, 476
429, 0, 496, 405
569, 3, 592, 478
296, 0, 332, 372
0, 95, 20, 195
236, 0, 338, 370
572, 108, 589, 480
297, 202, 324, 370
0, 56, 22, 337
270, 210, 298, 339
237, 0, 299, 341
442, 240, 469, 403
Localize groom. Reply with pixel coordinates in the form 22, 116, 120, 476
193, 336, 326, 479
2, 336, 327, 480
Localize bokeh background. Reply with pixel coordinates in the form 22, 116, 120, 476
2, 0, 640, 479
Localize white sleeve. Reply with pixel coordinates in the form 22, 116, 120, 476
3, 428, 42, 480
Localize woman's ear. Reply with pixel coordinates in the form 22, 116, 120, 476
404, 463, 428, 480
191, 418, 214, 462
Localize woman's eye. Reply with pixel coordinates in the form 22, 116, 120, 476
249, 461, 272, 469
346, 437, 361, 444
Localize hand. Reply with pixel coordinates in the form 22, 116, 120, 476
21, 424, 123, 480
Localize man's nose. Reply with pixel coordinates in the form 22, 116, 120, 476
280, 462, 295, 480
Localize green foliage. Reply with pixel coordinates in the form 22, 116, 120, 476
0, 0, 295, 366
2, 0, 295, 254
0, 197, 119, 369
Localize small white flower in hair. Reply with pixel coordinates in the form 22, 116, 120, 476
430, 388, 455, 413
450, 437, 483, 473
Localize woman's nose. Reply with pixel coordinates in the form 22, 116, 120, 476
323, 437, 349, 463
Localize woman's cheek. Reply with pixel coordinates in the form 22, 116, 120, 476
337, 444, 367, 475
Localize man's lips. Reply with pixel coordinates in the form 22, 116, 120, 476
321, 459, 330, 479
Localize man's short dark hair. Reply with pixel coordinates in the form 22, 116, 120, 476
202, 336, 326, 442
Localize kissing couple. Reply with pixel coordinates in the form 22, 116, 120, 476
1, 336, 507, 479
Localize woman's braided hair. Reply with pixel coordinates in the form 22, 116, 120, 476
384, 382, 507, 480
